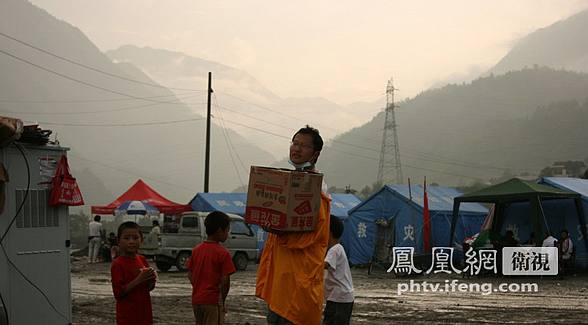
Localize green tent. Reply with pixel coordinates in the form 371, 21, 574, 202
449, 178, 587, 249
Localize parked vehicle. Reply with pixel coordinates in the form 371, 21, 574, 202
140, 211, 258, 272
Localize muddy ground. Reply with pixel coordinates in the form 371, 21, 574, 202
71, 258, 588, 324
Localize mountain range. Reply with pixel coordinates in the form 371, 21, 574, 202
106, 45, 383, 156
320, 67, 588, 189
318, 8, 588, 189
1, 0, 587, 205
488, 9, 588, 76
0, 0, 275, 206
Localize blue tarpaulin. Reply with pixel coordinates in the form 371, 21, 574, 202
189, 192, 363, 253
534, 177, 588, 268
330, 193, 362, 219
189, 192, 247, 215
342, 185, 487, 265
188, 192, 266, 251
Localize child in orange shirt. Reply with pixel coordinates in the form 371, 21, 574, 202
111, 221, 156, 325
187, 211, 236, 325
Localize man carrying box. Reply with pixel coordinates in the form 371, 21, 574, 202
255, 125, 331, 325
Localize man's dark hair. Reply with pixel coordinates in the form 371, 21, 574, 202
293, 125, 323, 152
329, 216, 344, 240
205, 211, 231, 236
153, 220, 160, 226
94, 215, 101, 222
117, 221, 142, 239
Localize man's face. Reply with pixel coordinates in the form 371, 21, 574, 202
290, 133, 319, 165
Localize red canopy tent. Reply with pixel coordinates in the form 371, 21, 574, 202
91, 179, 191, 215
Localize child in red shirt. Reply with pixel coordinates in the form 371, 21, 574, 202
111, 221, 157, 325
186, 211, 236, 325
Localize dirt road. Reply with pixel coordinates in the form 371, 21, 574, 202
71, 258, 588, 324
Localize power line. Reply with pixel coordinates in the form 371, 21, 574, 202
221, 93, 533, 175
218, 85, 544, 173
22, 117, 205, 127
222, 92, 387, 144
213, 103, 298, 132
1, 95, 205, 116
214, 102, 384, 155
221, 93, 309, 126
213, 100, 529, 173
0, 91, 196, 104
214, 115, 487, 181
213, 95, 248, 173
0, 48, 189, 105
213, 117, 291, 140
213, 94, 245, 188
0, 31, 203, 92
219, 92, 515, 172
68, 153, 195, 193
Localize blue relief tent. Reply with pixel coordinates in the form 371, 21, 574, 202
188, 192, 362, 254
188, 192, 266, 252
189, 192, 248, 215
330, 193, 362, 220
537, 177, 588, 268
343, 185, 487, 265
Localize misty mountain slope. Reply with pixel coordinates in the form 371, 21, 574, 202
0, 0, 275, 205
318, 68, 588, 189
108, 45, 282, 104
106, 45, 380, 156
489, 9, 588, 75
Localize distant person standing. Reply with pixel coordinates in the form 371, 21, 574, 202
88, 215, 104, 263
108, 232, 120, 261
542, 233, 558, 247
560, 230, 574, 260
150, 220, 161, 236
559, 229, 574, 274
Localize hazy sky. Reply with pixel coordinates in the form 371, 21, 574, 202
30, 0, 588, 105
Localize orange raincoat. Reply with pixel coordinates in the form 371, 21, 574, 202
256, 193, 331, 325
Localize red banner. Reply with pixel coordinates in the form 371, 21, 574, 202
49, 155, 84, 206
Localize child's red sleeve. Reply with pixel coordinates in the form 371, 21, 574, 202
222, 250, 236, 276
111, 261, 127, 300
139, 255, 150, 268
186, 254, 193, 271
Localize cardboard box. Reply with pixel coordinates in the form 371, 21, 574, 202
245, 166, 323, 232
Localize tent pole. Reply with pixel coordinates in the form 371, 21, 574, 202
493, 203, 506, 237
537, 197, 550, 239
530, 196, 545, 244
449, 200, 460, 246
573, 197, 588, 254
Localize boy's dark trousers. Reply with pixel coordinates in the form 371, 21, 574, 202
323, 300, 353, 325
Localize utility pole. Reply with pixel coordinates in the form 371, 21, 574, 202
204, 72, 212, 193
377, 78, 403, 185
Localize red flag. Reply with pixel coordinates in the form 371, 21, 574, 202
423, 178, 431, 252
